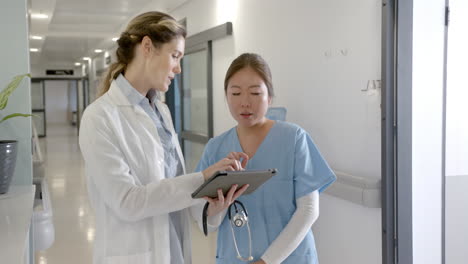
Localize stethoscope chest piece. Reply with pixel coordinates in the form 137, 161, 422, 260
232, 211, 248, 227
228, 200, 253, 262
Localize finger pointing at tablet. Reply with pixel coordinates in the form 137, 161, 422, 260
202, 157, 245, 181
227, 152, 249, 169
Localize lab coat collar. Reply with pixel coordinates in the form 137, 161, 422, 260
107, 79, 133, 106
109, 76, 162, 111
106, 80, 153, 125
115, 74, 146, 106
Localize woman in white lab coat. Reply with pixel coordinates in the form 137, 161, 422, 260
79, 11, 247, 264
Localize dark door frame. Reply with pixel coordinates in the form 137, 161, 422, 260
382, 1, 449, 263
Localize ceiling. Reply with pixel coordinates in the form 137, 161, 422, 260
29, 0, 189, 69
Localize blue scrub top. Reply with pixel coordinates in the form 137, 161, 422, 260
196, 121, 336, 264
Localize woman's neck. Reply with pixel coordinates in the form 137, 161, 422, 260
236, 118, 273, 136
236, 118, 275, 158
124, 62, 149, 96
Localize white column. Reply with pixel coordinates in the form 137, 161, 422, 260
445, 1, 468, 263
412, 0, 446, 263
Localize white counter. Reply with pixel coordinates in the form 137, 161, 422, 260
0, 185, 35, 264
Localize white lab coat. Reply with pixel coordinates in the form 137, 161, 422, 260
79, 81, 205, 264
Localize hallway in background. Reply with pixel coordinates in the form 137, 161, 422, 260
35, 124, 94, 264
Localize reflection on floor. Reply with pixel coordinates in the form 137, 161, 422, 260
35, 123, 94, 264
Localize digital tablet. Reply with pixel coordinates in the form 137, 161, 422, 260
191, 169, 277, 199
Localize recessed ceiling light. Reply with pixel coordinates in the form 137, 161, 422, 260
75, 62, 81, 66
112, 37, 119, 41
94, 49, 103, 53
31, 13, 49, 19
31, 36, 43, 40
82, 57, 91, 61
30, 48, 39, 52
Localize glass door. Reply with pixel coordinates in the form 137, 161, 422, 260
31, 79, 46, 137
180, 42, 213, 172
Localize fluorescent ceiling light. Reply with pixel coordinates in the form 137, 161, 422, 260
31, 13, 49, 19
82, 57, 91, 60
30, 48, 39, 52
75, 62, 81, 66
31, 36, 43, 40
112, 37, 119, 41
94, 49, 103, 53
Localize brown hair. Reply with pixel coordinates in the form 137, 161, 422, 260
98, 11, 186, 96
224, 53, 274, 97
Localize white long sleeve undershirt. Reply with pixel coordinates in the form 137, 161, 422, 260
261, 190, 319, 264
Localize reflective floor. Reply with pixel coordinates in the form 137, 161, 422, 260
35, 123, 94, 264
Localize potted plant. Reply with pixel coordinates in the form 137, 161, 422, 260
0, 73, 32, 194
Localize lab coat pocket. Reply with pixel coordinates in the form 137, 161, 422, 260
104, 251, 152, 264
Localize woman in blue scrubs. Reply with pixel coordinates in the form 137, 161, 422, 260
196, 53, 336, 264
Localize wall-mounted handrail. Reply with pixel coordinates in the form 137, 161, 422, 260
324, 171, 381, 208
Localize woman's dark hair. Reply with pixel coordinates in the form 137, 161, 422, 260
224, 53, 274, 97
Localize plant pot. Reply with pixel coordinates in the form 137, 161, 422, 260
0, 140, 18, 194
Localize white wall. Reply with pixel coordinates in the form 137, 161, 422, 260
170, 0, 382, 263
86, 50, 113, 103
412, 0, 445, 263
45, 81, 69, 124
445, 1, 468, 263
0, 0, 33, 186
446, 0, 468, 177
0, 1, 35, 257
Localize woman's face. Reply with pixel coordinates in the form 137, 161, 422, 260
226, 67, 271, 128
145, 36, 184, 92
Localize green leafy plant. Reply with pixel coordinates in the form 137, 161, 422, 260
0, 73, 33, 124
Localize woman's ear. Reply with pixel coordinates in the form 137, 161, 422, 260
141, 36, 153, 57
268, 96, 273, 105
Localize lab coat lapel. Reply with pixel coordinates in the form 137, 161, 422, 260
133, 105, 157, 130
110, 83, 161, 141
108, 81, 165, 180
130, 104, 168, 183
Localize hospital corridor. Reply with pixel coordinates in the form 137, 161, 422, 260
1, 0, 467, 264
34, 124, 94, 264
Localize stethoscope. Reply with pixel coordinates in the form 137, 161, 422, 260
203, 200, 253, 262
228, 200, 253, 261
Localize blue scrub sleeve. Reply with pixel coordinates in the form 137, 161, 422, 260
293, 129, 336, 199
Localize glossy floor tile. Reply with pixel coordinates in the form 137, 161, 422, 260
35, 123, 95, 264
